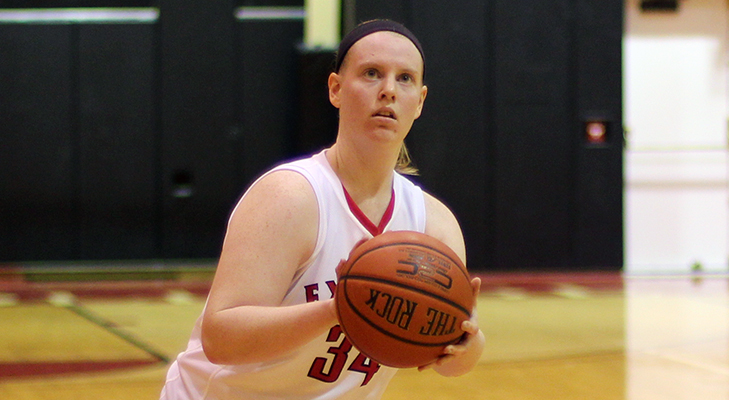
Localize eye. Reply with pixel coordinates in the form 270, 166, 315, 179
364, 68, 379, 79
399, 73, 415, 83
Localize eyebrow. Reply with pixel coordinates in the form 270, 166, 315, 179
357, 61, 422, 78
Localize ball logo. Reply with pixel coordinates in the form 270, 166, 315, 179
396, 248, 453, 290
419, 307, 457, 336
364, 289, 417, 330
362, 289, 458, 337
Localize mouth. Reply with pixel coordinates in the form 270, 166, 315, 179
373, 108, 396, 120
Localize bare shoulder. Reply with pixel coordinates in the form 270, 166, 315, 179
238, 169, 316, 211
246, 168, 315, 201
209, 169, 319, 308
229, 169, 316, 230
228, 169, 318, 262
423, 192, 467, 265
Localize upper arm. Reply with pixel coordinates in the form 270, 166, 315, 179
205, 170, 319, 314
423, 192, 467, 267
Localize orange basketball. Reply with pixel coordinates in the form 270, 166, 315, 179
335, 230, 473, 368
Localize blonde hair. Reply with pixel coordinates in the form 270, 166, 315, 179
395, 142, 418, 176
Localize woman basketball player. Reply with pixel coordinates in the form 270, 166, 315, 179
160, 19, 485, 399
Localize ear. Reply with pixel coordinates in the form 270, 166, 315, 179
414, 85, 428, 119
328, 72, 342, 109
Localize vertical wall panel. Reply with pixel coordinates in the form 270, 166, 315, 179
573, 0, 624, 268
294, 46, 338, 160
0, 25, 76, 261
236, 18, 305, 185
408, 2, 491, 270
77, 23, 157, 259
492, 0, 575, 269
159, 0, 238, 258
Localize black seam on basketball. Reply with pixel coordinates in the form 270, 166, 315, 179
339, 274, 471, 316
349, 241, 469, 281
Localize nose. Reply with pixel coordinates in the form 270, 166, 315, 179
379, 75, 396, 101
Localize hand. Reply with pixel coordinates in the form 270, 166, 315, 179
417, 277, 484, 375
335, 238, 369, 280
335, 258, 347, 280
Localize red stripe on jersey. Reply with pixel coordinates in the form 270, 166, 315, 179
342, 186, 395, 236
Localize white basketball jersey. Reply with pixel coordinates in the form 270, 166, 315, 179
161, 150, 427, 400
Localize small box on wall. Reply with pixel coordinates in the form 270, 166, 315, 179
581, 111, 612, 145
585, 119, 608, 144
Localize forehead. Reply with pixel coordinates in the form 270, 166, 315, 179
341, 31, 424, 73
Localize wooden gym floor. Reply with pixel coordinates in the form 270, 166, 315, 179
0, 265, 727, 400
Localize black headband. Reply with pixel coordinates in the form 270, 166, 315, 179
334, 19, 425, 75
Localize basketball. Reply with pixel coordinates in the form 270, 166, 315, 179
335, 230, 474, 368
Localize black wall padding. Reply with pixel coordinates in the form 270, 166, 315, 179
236, 19, 307, 185
408, 3, 492, 272
77, 24, 157, 259
0, 25, 76, 261
293, 46, 338, 158
572, 0, 624, 268
0, 2, 622, 270
157, 0, 239, 258
491, 0, 575, 269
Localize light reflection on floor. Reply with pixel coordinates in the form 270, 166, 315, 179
625, 276, 729, 400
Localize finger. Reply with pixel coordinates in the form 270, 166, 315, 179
471, 276, 482, 297
417, 362, 435, 372
435, 354, 455, 366
335, 259, 346, 276
443, 344, 467, 358
467, 277, 482, 330
352, 238, 368, 250
461, 320, 479, 335
418, 349, 451, 371
328, 297, 337, 315
424, 344, 457, 368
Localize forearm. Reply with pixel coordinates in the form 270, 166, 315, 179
202, 299, 337, 365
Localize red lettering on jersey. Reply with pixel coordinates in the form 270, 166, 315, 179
304, 283, 319, 303
308, 325, 381, 386
305, 281, 337, 302
325, 280, 337, 298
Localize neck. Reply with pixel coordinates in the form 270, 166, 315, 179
326, 141, 397, 200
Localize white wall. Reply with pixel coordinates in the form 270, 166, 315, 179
624, 0, 729, 273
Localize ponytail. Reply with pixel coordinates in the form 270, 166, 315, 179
395, 142, 419, 176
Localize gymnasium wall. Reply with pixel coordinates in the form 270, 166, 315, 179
0, 1, 624, 272
0, 2, 304, 261
623, 0, 729, 274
